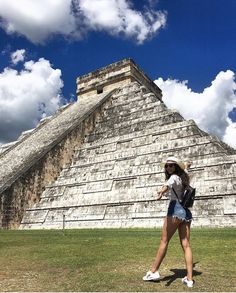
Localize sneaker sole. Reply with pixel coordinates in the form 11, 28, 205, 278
143, 277, 160, 282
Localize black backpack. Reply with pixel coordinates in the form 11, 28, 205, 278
173, 186, 196, 208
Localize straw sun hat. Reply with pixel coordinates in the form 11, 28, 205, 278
163, 156, 186, 170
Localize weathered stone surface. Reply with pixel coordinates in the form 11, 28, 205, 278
0, 89, 116, 228
0, 58, 235, 229
77, 58, 162, 100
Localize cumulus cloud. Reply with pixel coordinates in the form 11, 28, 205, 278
0, 0, 78, 44
78, 0, 167, 44
154, 70, 236, 149
0, 0, 167, 44
223, 118, 236, 148
11, 49, 26, 64
0, 51, 63, 143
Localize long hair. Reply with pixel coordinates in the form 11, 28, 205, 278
165, 164, 190, 189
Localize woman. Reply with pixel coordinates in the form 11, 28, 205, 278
143, 156, 194, 288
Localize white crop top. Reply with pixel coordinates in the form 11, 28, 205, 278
164, 174, 183, 201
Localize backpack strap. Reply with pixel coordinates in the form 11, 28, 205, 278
172, 187, 180, 202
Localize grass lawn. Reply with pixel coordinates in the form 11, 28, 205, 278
0, 228, 235, 291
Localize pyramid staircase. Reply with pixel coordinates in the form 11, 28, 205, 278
0, 59, 235, 229
21, 82, 236, 228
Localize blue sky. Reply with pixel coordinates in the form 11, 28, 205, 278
0, 0, 235, 147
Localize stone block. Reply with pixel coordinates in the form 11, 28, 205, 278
66, 206, 106, 221
223, 195, 236, 215
21, 209, 48, 224
104, 204, 133, 220
132, 201, 168, 218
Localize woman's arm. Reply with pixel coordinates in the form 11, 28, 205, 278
156, 185, 169, 200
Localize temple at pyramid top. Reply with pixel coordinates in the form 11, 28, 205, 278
0, 58, 235, 229
76, 58, 162, 100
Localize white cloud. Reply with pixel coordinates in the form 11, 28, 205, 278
78, 0, 167, 44
11, 49, 26, 64
0, 0, 167, 44
223, 119, 236, 148
0, 52, 63, 143
154, 70, 236, 149
0, 0, 78, 44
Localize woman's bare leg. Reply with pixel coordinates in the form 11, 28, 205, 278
178, 221, 193, 280
151, 216, 181, 272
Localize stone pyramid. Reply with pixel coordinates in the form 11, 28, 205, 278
0, 59, 235, 229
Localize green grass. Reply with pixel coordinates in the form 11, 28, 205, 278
0, 228, 235, 291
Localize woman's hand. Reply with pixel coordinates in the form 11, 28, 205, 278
156, 185, 168, 200
156, 191, 163, 200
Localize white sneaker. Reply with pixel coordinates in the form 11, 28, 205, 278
182, 276, 194, 288
143, 270, 160, 282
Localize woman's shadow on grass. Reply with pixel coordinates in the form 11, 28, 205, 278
161, 262, 202, 287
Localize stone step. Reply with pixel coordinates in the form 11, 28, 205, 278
76, 135, 216, 159
21, 213, 236, 229
29, 186, 158, 209
73, 135, 228, 167
111, 82, 148, 98
103, 100, 166, 122
82, 120, 204, 149
89, 112, 184, 141
110, 90, 160, 107
54, 171, 235, 195
60, 155, 236, 185
23, 180, 235, 220
107, 96, 162, 115
70, 147, 229, 180
44, 165, 236, 204
104, 107, 168, 125
55, 158, 236, 190
82, 132, 199, 158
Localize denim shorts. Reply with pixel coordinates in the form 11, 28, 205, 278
167, 200, 192, 222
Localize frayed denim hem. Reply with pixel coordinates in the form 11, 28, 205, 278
167, 200, 193, 222
170, 215, 192, 222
